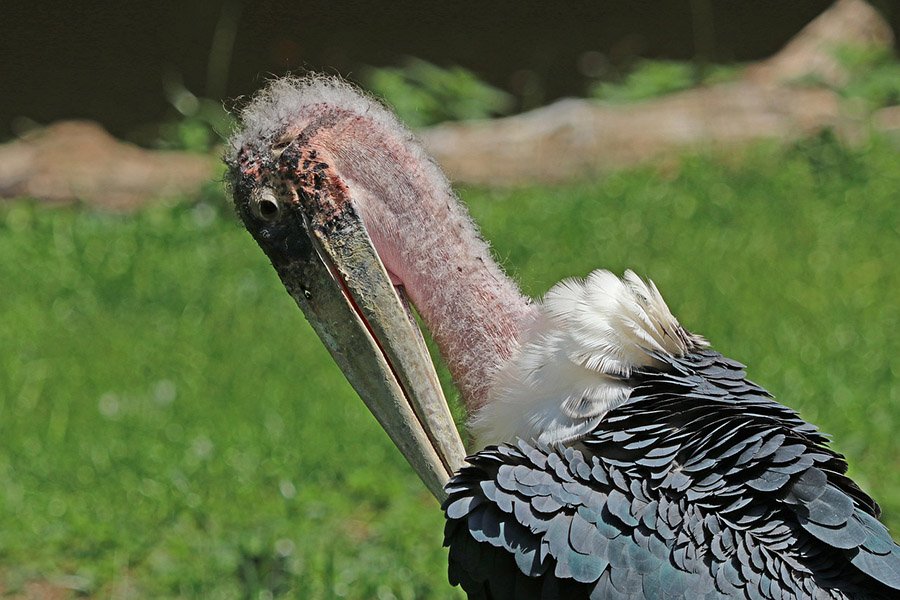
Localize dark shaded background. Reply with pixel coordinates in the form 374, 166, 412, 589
2, 0, 899, 141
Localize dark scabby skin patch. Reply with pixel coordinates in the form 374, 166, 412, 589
227, 114, 370, 311
228, 107, 360, 240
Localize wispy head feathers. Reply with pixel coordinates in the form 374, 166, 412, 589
227, 75, 402, 164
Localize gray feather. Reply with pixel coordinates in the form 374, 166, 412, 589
444, 349, 900, 599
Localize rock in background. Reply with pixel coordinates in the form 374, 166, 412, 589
421, 0, 896, 185
0, 0, 895, 208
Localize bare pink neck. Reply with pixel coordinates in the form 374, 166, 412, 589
398, 212, 536, 411
320, 121, 536, 411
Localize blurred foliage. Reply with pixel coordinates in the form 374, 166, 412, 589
157, 77, 235, 153
364, 58, 514, 128
591, 60, 742, 103
583, 45, 900, 111
1, 134, 898, 596
832, 45, 900, 110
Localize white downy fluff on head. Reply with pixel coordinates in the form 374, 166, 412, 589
228, 75, 408, 161
470, 270, 707, 449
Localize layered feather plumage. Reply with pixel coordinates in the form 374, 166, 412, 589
448, 271, 900, 599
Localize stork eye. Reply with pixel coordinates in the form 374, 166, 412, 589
250, 188, 282, 222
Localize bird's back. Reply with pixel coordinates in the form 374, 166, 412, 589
444, 347, 900, 599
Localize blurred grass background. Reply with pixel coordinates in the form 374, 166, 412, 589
0, 131, 897, 598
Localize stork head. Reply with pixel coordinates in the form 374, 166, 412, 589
225, 77, 469, 500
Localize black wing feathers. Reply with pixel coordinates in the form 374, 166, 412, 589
443, 349, 900, 599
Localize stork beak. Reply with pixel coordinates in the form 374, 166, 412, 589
235, 185, 466, 502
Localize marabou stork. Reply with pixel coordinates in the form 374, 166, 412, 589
226, 76, 900, 599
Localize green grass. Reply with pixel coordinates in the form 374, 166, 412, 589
1, 133, 898, 597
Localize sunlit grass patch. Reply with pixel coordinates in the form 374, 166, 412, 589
1, 133, 897, 597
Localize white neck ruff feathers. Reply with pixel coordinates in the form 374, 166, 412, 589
470, 270, 707, 449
